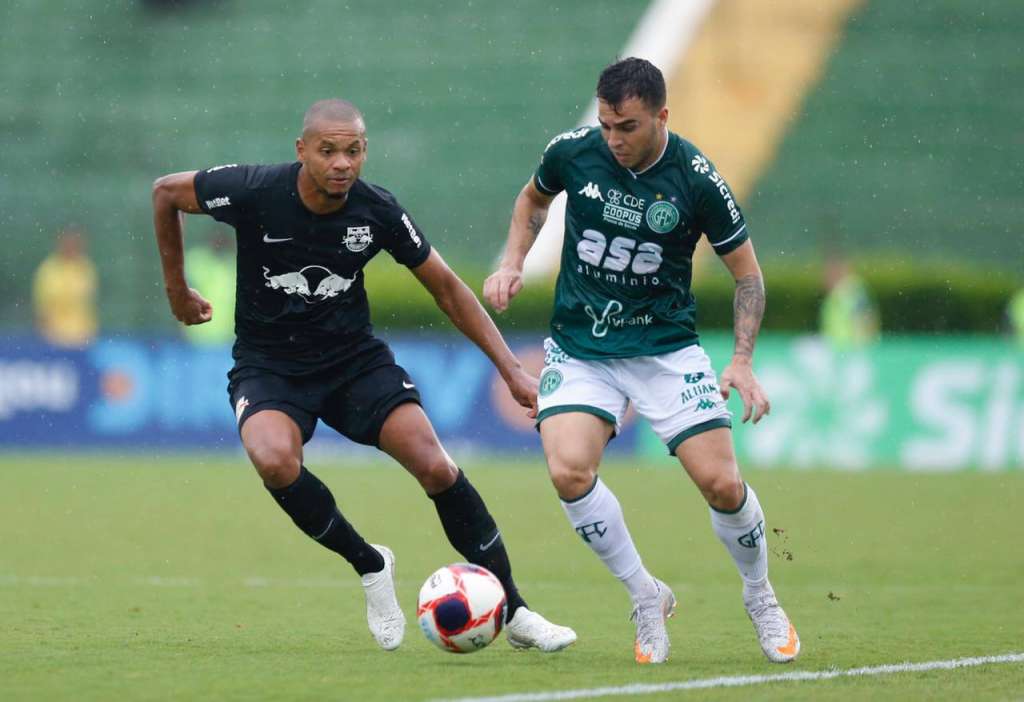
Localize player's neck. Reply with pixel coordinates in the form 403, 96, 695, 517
296, 165, 349, 215
629, 128, 669, 175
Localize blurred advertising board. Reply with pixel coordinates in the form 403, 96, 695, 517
0, 334, 1021, 470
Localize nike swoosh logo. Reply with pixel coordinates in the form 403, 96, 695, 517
263, 234, 293, 243
402, 381, 415, 389
479, 531, 501, 551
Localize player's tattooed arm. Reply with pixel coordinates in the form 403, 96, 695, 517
733, 273, 765, 360
718, 240, 771, 423
527, 209, 546, 237
484, 179, 555, 313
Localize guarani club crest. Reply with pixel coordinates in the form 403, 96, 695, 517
539, 368, 563, 397
645, 200, 680, 234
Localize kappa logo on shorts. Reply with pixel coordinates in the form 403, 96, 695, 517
696, 398, 717, 411
539, 368, 563, 397
234, 396, 250, 425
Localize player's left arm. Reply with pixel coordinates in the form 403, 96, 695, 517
411, 249, 538, 417
718, 240, 770, 424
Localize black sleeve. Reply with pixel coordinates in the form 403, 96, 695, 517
193, 163, 255, 227
382, 203, 432, 268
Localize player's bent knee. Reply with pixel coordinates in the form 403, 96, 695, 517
416, 453, 458, 494
395, 435, 456, 493
547, 461, 595, 501
701, 473, 745, 511
245, 439, 301, 489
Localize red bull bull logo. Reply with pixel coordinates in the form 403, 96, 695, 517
262, 265, 356, 303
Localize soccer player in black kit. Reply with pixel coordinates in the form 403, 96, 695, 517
151, 99, 576, 653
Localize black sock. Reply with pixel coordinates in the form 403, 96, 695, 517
266, 466, 384, 576
430, 469, 527, 621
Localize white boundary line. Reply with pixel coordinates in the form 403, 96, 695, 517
433, 653, 1024, 702
522, 0, 717, 277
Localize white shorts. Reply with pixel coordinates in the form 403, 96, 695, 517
536, 338, 732, 454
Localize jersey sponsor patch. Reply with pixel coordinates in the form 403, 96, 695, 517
205, 196, 231, 209
400, 213, 422, 247
544, 126, 590, 152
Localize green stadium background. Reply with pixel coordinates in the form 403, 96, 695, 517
3, 5, 1024, 699
3, 0, 1020, 333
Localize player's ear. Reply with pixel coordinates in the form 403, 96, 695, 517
295, 137, 306, 162
657, 106, 669, 127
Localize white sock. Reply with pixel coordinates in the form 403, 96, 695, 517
561, 477, 659, 601
709, 482, 769, 587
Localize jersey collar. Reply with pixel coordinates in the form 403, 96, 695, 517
626, 130, 670, 179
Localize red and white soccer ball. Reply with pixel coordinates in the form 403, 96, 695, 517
417, 563, 507, 653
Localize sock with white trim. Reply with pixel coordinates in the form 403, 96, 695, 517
266, 465, 383, 575
709, 482, 769, 586
561, 477, 659, 602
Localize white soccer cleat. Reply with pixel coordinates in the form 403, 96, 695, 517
744, 581, 800, 663
631, 578, 676, 664
361, 544, 405, 651
506, 607, 577, 652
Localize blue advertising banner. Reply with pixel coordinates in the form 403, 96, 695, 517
2, 334, 1021, 470
0, 336, 642, 453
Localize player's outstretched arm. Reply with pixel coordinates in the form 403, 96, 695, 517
151, 171, 213, 326
483, 179, 555, 313
413, 249, 539, 417
718, 240, 771, 424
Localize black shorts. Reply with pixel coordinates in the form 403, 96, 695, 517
226, 338, 420, 446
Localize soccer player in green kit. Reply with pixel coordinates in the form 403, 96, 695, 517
485, 58, 799, 665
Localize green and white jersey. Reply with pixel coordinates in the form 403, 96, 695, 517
534, 127, 748, 359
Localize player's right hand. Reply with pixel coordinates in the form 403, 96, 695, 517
503, 366, 539, 418
483, 266, 524, 313
167, 286, 213, 325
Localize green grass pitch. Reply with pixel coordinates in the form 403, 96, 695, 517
1, 454, 1022, 701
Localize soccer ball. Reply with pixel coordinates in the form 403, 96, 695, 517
416, 563, 507, 653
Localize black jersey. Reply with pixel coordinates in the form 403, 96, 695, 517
193, 162, 432, 374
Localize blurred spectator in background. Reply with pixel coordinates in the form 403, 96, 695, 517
32, 225, 98, 348
820, 249, 880, 349
183, 231, 235, 346
1008, 287, 1024, 348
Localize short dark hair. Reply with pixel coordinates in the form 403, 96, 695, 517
302, 99, 365, 137
596, 57, 666, 111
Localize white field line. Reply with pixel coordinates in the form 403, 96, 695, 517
523, 0, 717, 277
434, 653, 1024, 702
